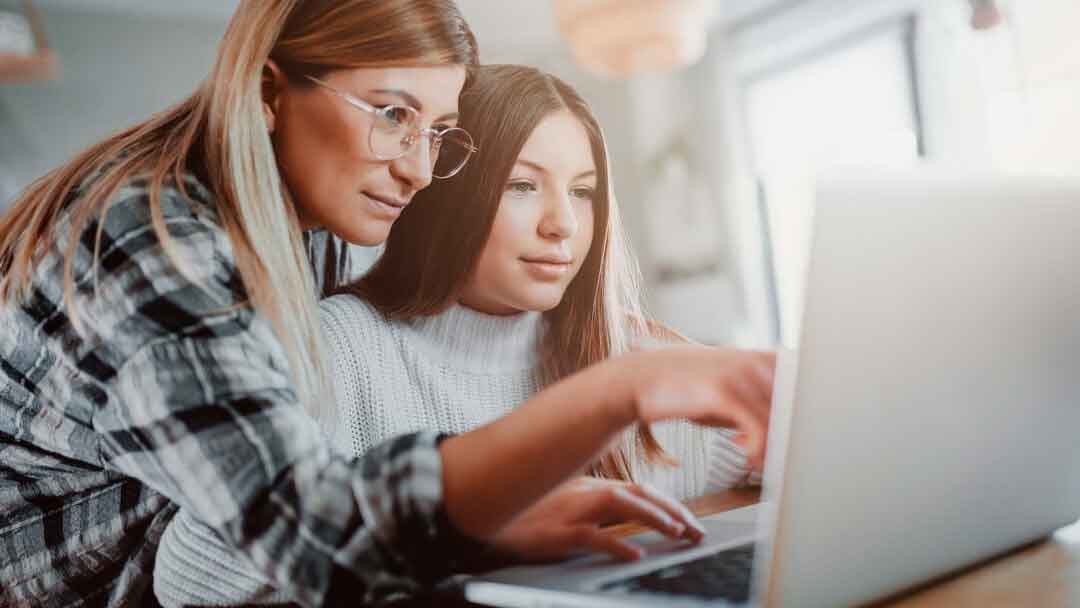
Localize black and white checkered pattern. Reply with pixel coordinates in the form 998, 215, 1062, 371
0, 175, 480, 607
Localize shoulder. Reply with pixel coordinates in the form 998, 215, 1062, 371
319, 294, 400, 360
78, 173, 232, 292
319, 294, 391, 335
58, 173, 250, 347
91, 173, 221, 249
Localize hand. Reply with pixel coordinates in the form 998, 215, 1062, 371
622, 347, 775, 471
491, 477, 706, 562
439, 347, 773, 541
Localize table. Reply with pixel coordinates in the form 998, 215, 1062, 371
605, 488, 1080, 606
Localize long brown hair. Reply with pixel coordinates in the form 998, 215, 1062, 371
346, 64, 673, 480
0, 0, 477, 422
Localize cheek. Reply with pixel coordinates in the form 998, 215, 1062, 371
573, 204, 597, 261
471, 204, 536, 296
480, 217, 519, 279
498, 198, 541, 236
276, 101, 370, 214
486, 199, 533, 261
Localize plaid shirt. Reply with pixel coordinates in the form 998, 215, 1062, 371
0, 176, 480, 607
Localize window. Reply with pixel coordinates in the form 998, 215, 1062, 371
973, 0, 1080, 176
741, 19, 923, 346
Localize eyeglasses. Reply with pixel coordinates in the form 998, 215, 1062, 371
305, 75, 477, 179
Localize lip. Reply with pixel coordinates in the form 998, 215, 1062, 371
362, 191, 408, 218
520, 256, 573, 281
521, 254, 573, 265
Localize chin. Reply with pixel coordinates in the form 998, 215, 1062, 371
516, 291, 567, 313
329, 220, 392, 247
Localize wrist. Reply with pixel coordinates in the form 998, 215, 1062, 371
593, 352, 643, 429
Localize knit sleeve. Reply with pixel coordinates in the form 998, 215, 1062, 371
703, 427, 760, 493
630, 421, 756, 500
154, 510, 294, 606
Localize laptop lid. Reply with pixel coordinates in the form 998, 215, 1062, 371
760, 173, 1080, 607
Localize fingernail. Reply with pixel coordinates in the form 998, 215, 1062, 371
682, 518, 704, 536
671, 522, 686, 536
681, 508, 706, 534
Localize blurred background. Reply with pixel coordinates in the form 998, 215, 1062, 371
1, 0, 1077, 348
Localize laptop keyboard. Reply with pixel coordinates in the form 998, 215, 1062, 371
598, 542, 755, 603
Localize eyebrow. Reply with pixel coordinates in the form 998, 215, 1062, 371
369, 89, 459, 122
515, 158, 597, 181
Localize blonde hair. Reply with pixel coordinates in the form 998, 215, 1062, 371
348, 65, 679, 480
0, 0, 478, 423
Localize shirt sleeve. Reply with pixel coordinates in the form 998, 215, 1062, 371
82, 185, 481, 606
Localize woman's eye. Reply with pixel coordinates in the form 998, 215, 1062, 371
377, 105, 413, 128
506, 181, 536, 195
571, 186, 596, 200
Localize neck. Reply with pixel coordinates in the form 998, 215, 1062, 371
456, 295, 521, 317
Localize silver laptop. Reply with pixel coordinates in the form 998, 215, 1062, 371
464, 173, 1080, 607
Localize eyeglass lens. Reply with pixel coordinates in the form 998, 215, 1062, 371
370, 106, 473, 177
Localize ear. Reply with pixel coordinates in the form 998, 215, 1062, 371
262, 59, 288, 134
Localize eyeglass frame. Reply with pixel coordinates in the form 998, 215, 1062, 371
304, 75, 478, 179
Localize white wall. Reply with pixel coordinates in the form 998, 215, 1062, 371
0, 4, 224, 203
978, 0, 1080, 175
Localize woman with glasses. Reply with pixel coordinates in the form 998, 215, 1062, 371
0, 2, 773, 607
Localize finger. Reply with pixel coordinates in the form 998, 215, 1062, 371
752, 355, 776, 403
705, 381, 767, 432
733, 356, 775, 420
726, 363, 772, 435
731, 432, 765, 473
580, 527, 645, 561
533, 525, 644, 562
713, 390, 767, 472
754, 350, 778, 374
632, 483, 706, 542
584, 487, 688, 540
730, 371, 771, 426
751, 353, 777, 404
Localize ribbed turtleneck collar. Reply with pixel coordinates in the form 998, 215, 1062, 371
405, 304, 543, 373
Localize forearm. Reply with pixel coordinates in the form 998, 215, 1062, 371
440, 356, 637, 538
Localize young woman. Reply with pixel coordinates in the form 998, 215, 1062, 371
326, 63, 760, 494
0, 2, 774, 607
154, 64, 765, 606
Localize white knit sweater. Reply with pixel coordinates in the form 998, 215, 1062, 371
153, 296, 754, 606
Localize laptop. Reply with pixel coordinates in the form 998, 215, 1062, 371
464, 173, 1080, 607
